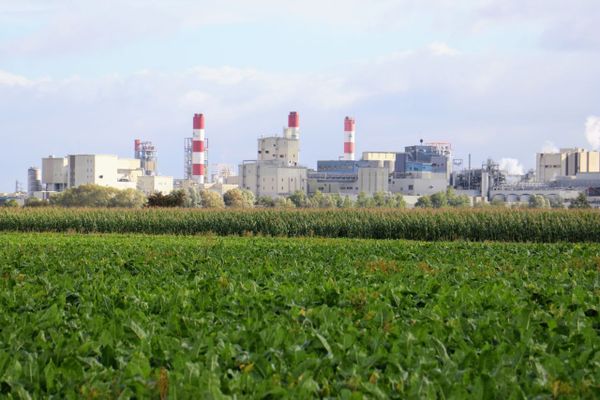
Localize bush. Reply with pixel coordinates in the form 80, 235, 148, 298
224, 189, 254, 208
529, 195, 549, 209
569, 192, 591, 209
147, 190, 185, 208
50, 184, 146, 208
199, 190, 225, 209
24, 198, 49, 208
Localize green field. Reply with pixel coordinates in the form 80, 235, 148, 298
2, 208, 600, 242
1, 233, 598, 398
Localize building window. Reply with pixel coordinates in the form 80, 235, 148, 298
408, 185, 414, 190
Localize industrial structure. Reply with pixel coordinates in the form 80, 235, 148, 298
308, 136, 453, 197
35, 154, 173, 199
27, 167, 42, 197
343, 117, 356, 161
184, 114, 209, 183
239, 112, 308, 198
536, 148, 600, 182
134, 140, 157, 176
17, 107, 600, 208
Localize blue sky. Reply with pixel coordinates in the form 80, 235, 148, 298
1, 0, 600, 191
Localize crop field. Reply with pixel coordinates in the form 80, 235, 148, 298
1, 233, 599, 398
2, 207, 600, 242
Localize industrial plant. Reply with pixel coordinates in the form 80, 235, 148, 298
4, 109, 600, 208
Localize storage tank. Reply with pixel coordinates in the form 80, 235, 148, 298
27, 167, 42, 196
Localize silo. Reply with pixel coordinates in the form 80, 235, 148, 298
27, 167, 42, 196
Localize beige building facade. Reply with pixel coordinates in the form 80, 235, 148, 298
536, 148, 600, 182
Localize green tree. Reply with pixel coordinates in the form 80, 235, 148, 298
110, 189, 147, 208
390, 193, 406, 208
430, 191, 448, 208
415, 196, 432, 208
199, 190, 225, 208
288, 190, 309, 208
569, 192, 591, 209
330, 193, 344, 208
275, 197, 295, 208
341, 195, 353, 208
356, 192, 369, 208
528, 194, 549, 209
49, 184, 145, 208
373, 192, 387, 207
183, 186, 202, 207
3, 199, 19, 208
224, 188, 253, 208
549, 196, 564, 209
241, 190, 255, 208
446, 188, 470, 208
257, 196, 276, 208
148, 189, 186, 208
320, 194, 336, 208
50, 184, 117, 207
309, 190, 324, 208
24, 197, 49, 207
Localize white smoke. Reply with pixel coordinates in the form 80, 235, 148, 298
499, 158, 524, 176
541, 140, 559, 153
585, 116, 600, 150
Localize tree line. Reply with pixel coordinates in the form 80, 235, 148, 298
15, 184, 592, 209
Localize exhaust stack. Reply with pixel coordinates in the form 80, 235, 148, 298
343, 116, 355, 161
192, 113, 206, 184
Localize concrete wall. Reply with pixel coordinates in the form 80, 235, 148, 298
257, 137, 300, 166
240, 162, 307, 198
42, 157, 68, 189
357, 167, 388, 194
389, 173, 448, 196
137, 175, 174, 195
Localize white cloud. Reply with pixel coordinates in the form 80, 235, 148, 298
2, 36, 600, 190
428, 42, 460, 56
585, 116, 600, 150
499, 158, 524, 175
541, 141, 559, 153
0, 70, 32, 86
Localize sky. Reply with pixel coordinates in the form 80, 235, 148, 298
1, 0, 600, 191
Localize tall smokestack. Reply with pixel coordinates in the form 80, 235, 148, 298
343, 116, 355, 161
287, 111, 300, 140
134, 139, 141, 159
192, 113, 206, 184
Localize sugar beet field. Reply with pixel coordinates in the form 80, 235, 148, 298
0, 210, 599, 398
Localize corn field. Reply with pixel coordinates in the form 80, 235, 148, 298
0, 208, 599, 242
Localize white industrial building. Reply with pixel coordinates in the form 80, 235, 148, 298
536, 148, 600, 182
239, 112, 308, 198
38, 154, 173, 198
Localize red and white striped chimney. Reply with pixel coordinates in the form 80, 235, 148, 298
343, 116, 355, 161
192, 113, 205, 184
288, 111, 300, 139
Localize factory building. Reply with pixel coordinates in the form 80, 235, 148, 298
239, 112, 307, 198
536, 148, 600, 182
310, 134, 452, 196
38, 154, 173, 198
307, 160, 388, 195
389, 172, 448, 196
